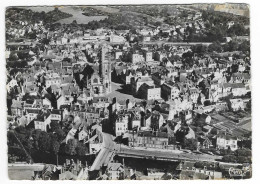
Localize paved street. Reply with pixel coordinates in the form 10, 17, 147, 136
105, 82, 142, 101
141, 41, 213, 46
90, 133, 119, 171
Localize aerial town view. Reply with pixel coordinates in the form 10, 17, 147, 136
6, 4, 252, 180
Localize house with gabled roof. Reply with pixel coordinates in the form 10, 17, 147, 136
161, 81, 180, 101
216, 131, 238, 151
231, 83, 247, 97
25, 108, 40, 122
198, 136, 213, 149
106, 162, 124, 180
137, 83, 161, 100
11, 100, 24, 117
34, 109, 51, 131
230, 98, 245, 111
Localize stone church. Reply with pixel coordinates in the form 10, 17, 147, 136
88, 45, 112, 96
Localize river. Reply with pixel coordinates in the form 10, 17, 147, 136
55, 6, 108, 24
21, 6, 108, 24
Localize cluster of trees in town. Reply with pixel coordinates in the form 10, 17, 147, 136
6, 60, 28, 69
180, 40, 250, 65
221, 148, 251, 163
201, 10, 249, 42
84, 10, 164, 31
208, 40, 250, 54
7, 50, 33, 69
170, 10, 249, 43
8, 122, 89, 163
118, 5, 176, 18
85, 13, 139, 30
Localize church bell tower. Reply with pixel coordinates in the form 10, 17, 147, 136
100, 45, 111, 94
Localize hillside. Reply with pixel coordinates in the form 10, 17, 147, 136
6, 7, 73, 25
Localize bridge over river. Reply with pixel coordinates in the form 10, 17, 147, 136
89, 132, 222, 172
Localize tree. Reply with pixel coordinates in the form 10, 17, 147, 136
38, 131, 51, 152
76, 142, 88, 156
51, 140, 60, 166
227, 23, 247, 37
55, 128, 66, 142
222, 155, 237, 163
235, 148, 251, 157
222, 148, 251, 163
239, 40, 250, 54
168, 136, 176, 145
8, 154, 19, 163
81, 65, 94, 79
7, 131, 17, 147
132, 36, 140, 43
223, 40, 239, 52
246, 100, 251, 113
14, 126, 33, 151
183, 138, 198, 151
130, 28, 137, 34
220, 148, 232, 156
154, 21, 162, 27
198, 80, 207, 96
237, 156, 251, 163
65, 139, 78, 155
210, 128, 218, 135
41, 38, 50, 45
208, 41, 222, 53
50, 121, 61, 132
182, 51, 194, 67
192, 44, 207, 56
17, 51, 30, 60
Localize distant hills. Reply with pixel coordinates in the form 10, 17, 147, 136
188, 3, 249, 17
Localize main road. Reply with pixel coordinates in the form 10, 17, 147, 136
141, 41, 214, 46
89, 132, 119, 171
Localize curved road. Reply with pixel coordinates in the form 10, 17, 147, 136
89, 133, 119, 171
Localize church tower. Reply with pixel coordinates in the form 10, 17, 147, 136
100, 45, 111, 94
